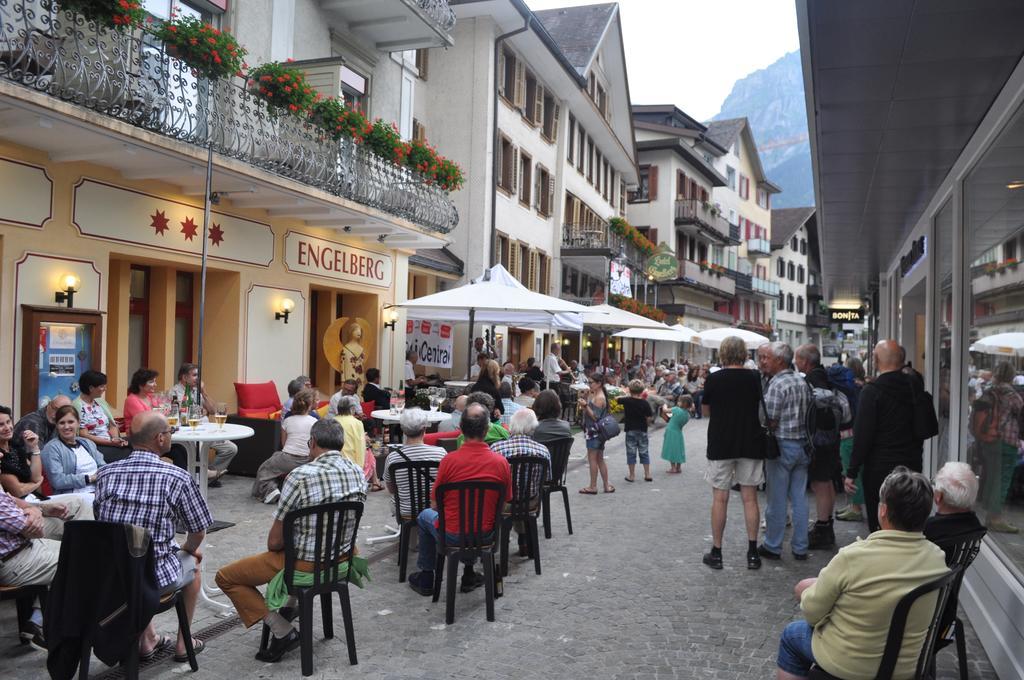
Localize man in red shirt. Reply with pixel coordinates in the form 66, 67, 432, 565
408, 403, 512, 596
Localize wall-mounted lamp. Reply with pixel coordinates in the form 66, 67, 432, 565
561, 337, 570, 346
383, 308, 399, 331
584, 339, 592, 348
275, 298, 295, 324
607, 340, 615, 349
55, 273, 80, 308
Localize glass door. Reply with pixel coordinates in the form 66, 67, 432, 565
20, 306, 103, 415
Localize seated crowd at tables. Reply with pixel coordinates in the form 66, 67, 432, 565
0, 342, 992, 675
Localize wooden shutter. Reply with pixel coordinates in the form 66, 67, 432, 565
534, 85, 544, 126
649, 228, 659, 246
511, 147, 519, 194
648, 165, 658, 201
528, 251, 538, 290
514, 60, 526, 109
551, 104, 560, 142
546, 176, 555, 217
509, 240, 519, 278
496, 138, 504, 189
533, 165, 542, 210
497, 49, 506, 98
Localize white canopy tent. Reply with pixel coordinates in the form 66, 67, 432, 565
693, 327, 770, 351
393, 264, 595, 374
969, 332, 1024, 358
613, 326, 696, 343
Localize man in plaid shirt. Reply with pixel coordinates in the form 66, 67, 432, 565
94, 411, 212, 662
216, 418, 366, 663
759, 342, 812, 561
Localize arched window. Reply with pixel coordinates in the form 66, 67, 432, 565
787, 262, 795, 280
777, 258, 785, 277
797, 296, 804, 314
786, 294, 794, 313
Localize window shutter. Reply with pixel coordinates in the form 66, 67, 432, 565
534, 166, 542, 210
528, 251, 538, 290
509, 240, 519, 277
511, 147, 519, 194
551, 104, 560, 142
547, 176, 555, 217
497, 49, 506, 98
648, 165, 659, 201
649, 228, 659, 246
534, 85, 544, 125
514, 60, 526, 109
496, 139, 504, 188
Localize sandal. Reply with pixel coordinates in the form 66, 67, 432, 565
604, 486, 615, 494
578, 488, 597, 495
139, 635, 174, 662
623, 476, 635, 483
173, 637, 205, 663
644, 477, 653, 482
369, 482, 385, 492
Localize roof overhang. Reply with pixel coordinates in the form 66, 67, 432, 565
798, 0, 1024, 301
636, 139, 727, 187
317, 0, 455, 50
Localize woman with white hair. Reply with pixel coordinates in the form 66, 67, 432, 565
924, 461, 984, 551
334, 395, 383, 491
492, 408, 552, 557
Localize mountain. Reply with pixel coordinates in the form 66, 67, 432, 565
711, 50, 812, 209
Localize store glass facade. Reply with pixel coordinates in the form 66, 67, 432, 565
963, 103, 1024, 580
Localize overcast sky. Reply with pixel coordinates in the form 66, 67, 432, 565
525, 0, 800, 121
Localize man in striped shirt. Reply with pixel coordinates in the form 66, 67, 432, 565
382, 409, 446, 519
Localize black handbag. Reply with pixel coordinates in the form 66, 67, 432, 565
760, 392, 780, 460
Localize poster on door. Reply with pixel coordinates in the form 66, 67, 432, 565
406, 320, 454, 369
37, 322, 90, 406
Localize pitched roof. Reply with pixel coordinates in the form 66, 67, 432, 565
705, 117, 746, 151
770, 207, 816, 248
533, 3, 616, 74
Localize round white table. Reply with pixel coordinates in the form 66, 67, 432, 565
444, 380, 474, 389
171, 422, 254, 611
370, 408, 452, 425
569, 383, 590, 392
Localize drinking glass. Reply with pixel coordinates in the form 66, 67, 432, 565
215, 402, 227, 431
188, 405, 202, 432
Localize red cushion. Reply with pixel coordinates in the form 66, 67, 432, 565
234, 381, 282, 411
424, 430, 459, 445
238, 407, 276, 419
361, 401, 376, 418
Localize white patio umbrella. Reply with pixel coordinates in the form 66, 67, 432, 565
576, 304, 670, 331
969, 332, 1024, 357
613, 326, 694, 343
694, 327, 770, 350
393, 264, 594, 373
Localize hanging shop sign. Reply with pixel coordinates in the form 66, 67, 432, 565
829, 308, 864, 323
284, 231, 393, 289
646, 244, 679, 282
406, 319, 453, 369
72, 178, 274, 266
899, 236, 927, 278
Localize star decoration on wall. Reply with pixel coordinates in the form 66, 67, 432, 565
150, 210, 169, 236
209, 222, 225, 247
180, 216, 198, 241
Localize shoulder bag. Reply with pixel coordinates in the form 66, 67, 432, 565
760, 389, 780, 460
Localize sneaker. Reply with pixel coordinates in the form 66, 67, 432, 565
460, 570, 485, 593
407, 571, 434, 596
792, 552, 809, 561
756, 544, 782, 560
835, 507, 863, 522
263, 488, 281, 505
808, 523, 836, 549
702, 551, 723, 570
19, 622, 45, 651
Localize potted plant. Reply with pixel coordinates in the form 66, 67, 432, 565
406, 138, 440, 181
434, 157, 465, 192
363, 119, 408, 165
150, 14, 247, 81
247, 61, 320, 117
59, 0, 145, 29
309, 97, 369, 142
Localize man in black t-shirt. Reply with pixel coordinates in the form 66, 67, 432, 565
700, 337, 766, 570
621, 380, 654, 483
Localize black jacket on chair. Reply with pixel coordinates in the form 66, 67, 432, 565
362, 383, 391, 411
46, 520, 161, 680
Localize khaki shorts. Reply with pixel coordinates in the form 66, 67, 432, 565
705, 458, 764, 490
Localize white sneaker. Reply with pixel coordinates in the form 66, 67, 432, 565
263, 488, 281, 505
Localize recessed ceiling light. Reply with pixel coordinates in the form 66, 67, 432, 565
1008, 181, 1024, 190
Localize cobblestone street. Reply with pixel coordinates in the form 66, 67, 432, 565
3, 419, 1000, 679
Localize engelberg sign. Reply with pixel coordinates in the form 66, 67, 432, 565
284, 231, 393, 288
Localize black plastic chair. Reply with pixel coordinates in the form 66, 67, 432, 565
808, 566, 963, 680
438, 438, 460, 453
541, 437, 574, 539
431, 481, 506, 625
500, 455, 549, 577
388, 458, 440, 583
258, 501, 364, 677
930, 527, 988, 680
121, 588, 199, 678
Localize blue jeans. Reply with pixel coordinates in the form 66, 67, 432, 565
777, 620, 816, 676
415, 509, 491, 572
765, 438, 810, 555
625, 430, 650, 465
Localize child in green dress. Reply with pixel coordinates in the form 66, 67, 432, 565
661, 394, 692, 473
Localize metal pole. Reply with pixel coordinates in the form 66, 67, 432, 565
467, 307, 475, 378
195, 145, 213, 405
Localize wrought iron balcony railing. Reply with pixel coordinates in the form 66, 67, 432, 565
415, 0, 457, 31
0, 0, 458, 233
561, 222, 648, 268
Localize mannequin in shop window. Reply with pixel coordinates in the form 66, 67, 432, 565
340, 320, 368, 394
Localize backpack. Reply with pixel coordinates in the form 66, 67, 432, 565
826, 364, 861, 427
806, 383, 851, 449
904, 368, 939, 442
969, 389, 1001, 444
